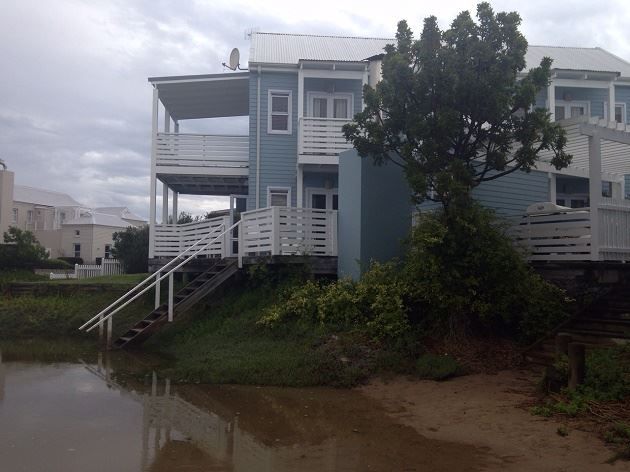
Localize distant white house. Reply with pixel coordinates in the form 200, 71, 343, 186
0, 167, 146, 263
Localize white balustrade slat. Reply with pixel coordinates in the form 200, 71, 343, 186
299, 118, 353, 156
154, 216, 229, 258
155, 133, 249, 169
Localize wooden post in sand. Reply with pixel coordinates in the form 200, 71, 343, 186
568, 343, 586, 390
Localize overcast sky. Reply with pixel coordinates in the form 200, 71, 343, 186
2, 0, 630, 219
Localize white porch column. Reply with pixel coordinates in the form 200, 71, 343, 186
548, 173, 556, 203
609, 82, 616, 122
548, 79, 556, 122
149, 87, 159, 259
162, 183, 169, 224
297, 164, 304, 208
172, 191, 178, 222
297, 64, 304, 157
588, 134, 602, 261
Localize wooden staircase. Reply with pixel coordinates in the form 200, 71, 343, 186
112, 258, 239, 349
525, 284, 630, 366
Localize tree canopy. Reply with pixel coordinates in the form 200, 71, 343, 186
112, 225, 149, 274
344, 2, 571, 209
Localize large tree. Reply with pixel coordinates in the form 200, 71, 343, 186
344, 3, 571, 211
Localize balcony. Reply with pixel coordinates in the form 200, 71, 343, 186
298, 117, 353, 165
155, 132, 249, 176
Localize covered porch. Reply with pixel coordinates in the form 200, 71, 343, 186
513, 116, 630, 261
147, 72, 250, 258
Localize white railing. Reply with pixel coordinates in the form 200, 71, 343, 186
154, 216, 230, 258
239, 207, 338, 262
50, 259, 124, 280
511, 199, 630, 262
298, 117, 353, 156
155, 133, 249, 169
511, 208, 592, 261
599, 198, 630, 260
79, 222, 237, 343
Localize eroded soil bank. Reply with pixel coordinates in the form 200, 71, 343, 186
361, 369, 627, 472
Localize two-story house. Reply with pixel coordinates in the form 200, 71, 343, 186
146, 33, 630, 278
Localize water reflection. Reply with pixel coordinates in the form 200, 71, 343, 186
0, 349, 484, 472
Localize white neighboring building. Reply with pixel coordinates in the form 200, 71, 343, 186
0, 168, 146, 263
61, 210, 144, 264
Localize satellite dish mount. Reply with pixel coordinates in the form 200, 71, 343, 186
222, 48, 247, 71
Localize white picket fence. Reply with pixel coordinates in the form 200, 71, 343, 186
49, 259, 125, 280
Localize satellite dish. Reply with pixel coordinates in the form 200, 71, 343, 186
229, 48, 240, 70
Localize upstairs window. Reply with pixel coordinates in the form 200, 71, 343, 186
73, 243, 81, 258
104, 244, 112, 259
12, 208, 17, 224
75, 230, 80, 237
267, 187, 291, 207
268, 90, 292, 134
27, 210, 33, 223
604, 103, 627, 123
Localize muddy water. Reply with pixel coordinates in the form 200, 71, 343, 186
0, 351, 486, 472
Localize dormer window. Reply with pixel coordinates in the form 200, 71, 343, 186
268, 90, 292, 134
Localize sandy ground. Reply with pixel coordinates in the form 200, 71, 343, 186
361, 369, 629, 472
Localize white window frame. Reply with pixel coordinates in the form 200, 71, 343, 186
603, 102, 627, 123
74, 229, 80, 237
12, 208, 17, 224
305, 187, 338, 210
73, 243, 81, 258
27, 210, 33, 223
552, 100, 590, 120
267, 90, 292, 135
267, 186, 292, 207
306, 92, 354, 119
104, 244, 112, 259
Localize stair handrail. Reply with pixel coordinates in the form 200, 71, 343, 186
79, 221, 240, 333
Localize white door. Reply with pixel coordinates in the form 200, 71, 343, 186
307, 92, 352, 119
306, 188, 338, 210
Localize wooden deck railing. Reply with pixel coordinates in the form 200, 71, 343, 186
298, 117, 353, 156
154, 216, 231, 258
511, 198, 630, 262
155, 133, 249, 169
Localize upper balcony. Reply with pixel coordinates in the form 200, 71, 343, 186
297, 117, 353, 165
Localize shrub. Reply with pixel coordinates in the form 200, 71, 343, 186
37, 259, 72, 269
0, 228, 48, 269
404, 204, 569, 341
415, 353, 462, 380
112, 225, 149, 273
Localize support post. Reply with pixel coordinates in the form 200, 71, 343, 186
106, 316, 112, 350
555, 334, 572, 360
297, 64, 304, 156
609, 82, 616, 123
149, 87, 159, 259
548, 79, 556, 122
588, 134, 602, 261
168, 273, 174, 322
568, 343, 586, 390
162, 182, 169, 224
154, 272, 161, 309
172, 191, 178, 223
98, 313, 104, 343
297, 164, 304, 208
271, 206, 280, 255
549, 173, 557, 204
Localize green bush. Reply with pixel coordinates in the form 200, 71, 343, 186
415, 353, 462, 380
404, 204, 569, 341
112, 226, 149, 273
57, 256, 84, 265
0, 228, 48, 269
36, 259, 72, 269
259, 262, 410, 342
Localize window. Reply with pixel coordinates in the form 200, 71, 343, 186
602, 181, 613, 198
268, 90, 292, 134
267, 187, 291, 207
604, 103, 627, 123
60, 212, 66, 223
307, 92, 353, 119
75, 230, 80, 236
27, 210, 33, 223
306, 188, 338, 210
73, 244, 81, 258
104, 244, 111, 259
12, 208, 17, 224
552, 100, 589, 121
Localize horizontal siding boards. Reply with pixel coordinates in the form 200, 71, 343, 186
248, 71, 299, 209
626, 175, 630, 199
303, 78, 363, 115
473, 169, 549, 218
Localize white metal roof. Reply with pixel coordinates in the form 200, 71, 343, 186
248, 33, 630, 79
63, 211, 134, 228
95, 206, 146, 223
13, 185, 83, 208
526, 46, 630, 78
249, 32, 392, 65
